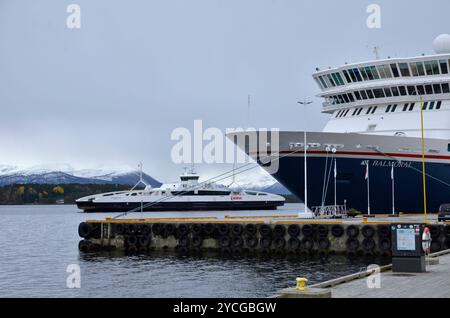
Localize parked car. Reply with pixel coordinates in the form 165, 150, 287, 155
438, 203, 450, 222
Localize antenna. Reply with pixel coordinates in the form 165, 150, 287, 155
247, 95, 251, 128
129, 161, 149, 192
366, 45, 381, 59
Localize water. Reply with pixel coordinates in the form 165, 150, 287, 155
0, 204, 384, 297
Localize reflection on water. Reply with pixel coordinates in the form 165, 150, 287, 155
0, 204, 387, 298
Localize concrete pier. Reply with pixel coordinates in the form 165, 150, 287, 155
78, 214, 450, 257
311, 250, 450, 298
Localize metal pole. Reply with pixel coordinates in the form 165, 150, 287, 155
392, 165, 395, 216
334, 158, 337, 216
367, 162, 371, 215
298, 100, 313, 216
419, 96, 428, 223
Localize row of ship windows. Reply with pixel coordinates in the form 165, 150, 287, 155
316, 59, 450, 89
334, 101, 443, 118
327, 83, 450, 105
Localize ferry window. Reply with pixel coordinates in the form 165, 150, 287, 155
442, 83, 450, 93
373, 88, 385, 98
342, 70, 352, 83
371, 66, 380, 79
364, 66, 374, 80
407, 86, 417, 95
343, 94, 350, 103
422, 102, 428, 110
390, 64, 400, 77
377, 65, 387, 78
347, 93, 355, 102
357, 108, 363, 115
327, 74, 336, 87
432, 61, 440, 75
399, 63, 411, 77
352, 108, 358, 116
353, 68, 363, 81
385, 105, 392, 113
410, 63, 418, 76
429, 101, 435, 110
433, 84, 442, 94
425, 85, 433, 95
343, 109, 350, 117
384, 88, 392, 97
315, 78, 323, 89
348, 69, 357, 82
323, 75, 332, 87
366, 90, 374, 99
354, 91, 361, 100
333, 73, 344, 86
360, 90, 368, 99
436, 101, 442, 109
424, 61, 433, 75
391, 87, 399, 96
371, 106, 378, 114
338, 95, 345, 103
448, 144, 450, 152
417, 85, 425, 95
402, 104, 409, 112
440, 60, 448, 74
409, 103, 415, 111
416, 62, 425, 76
398, 86, 407, 96
318, 76, 327, 89
366, 107, 372, 115
391, 104, 397, 112
359, 67, 369, 80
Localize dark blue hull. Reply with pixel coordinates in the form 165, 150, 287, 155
271, 156, 450, 214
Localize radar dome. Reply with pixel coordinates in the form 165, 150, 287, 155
433, 34, 450, 54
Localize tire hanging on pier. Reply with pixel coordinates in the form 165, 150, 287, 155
362, 238, 376, 251
377, 225, 390, 238
287, 224, 301, 237
231, 224, 243, 236
259, 224, 272, 237
219, 236, 231, 248
218, 224, 230, 236
78, 240, 91, 252
245, 235, 258, 248
152, 223, 163, 236
192, 224, 203, 237
244, 224, 257, 236
232, 236, 244, 248
273, 237, 286, 250
273, 225, 286, 238
260, 236, 272, 249
379, 238, 391, 251
192, 235, 203, 248
317, 225, 329, 238
331, 225, 344, 237
177, 224, 190, 237
346, 225, 359, 238
126, 224, 137, 235
126, 235, 138, 247
362, 225, 375, 238
287, 237, 301, 251
301, 237, 314, 251
204, 223, 215, 237
346, 238, 359, 251
302, 224, 313, 237
318, 237, 330, 250
78, 222, 93, 239
115, 223, 125, 235
138, 235, 151, 247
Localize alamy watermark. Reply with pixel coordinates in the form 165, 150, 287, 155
366, 264, 381, 289
170, 120, 280, 174
366, 4, 381, 29
66, 264, 81, 289
66, 4, 81, 29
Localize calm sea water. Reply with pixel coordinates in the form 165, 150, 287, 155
0, 204, 383, 298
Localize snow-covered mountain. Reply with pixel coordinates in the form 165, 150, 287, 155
217, 168, 292, 195
0, 164, 161, 187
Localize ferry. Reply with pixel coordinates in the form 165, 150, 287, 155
76, 169, 285, 212
229, 35, 450, 214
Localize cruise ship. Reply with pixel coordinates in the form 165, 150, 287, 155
76, 169, 285, 212
229, 35, 450, 214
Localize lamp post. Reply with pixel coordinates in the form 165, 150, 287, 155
298, 100, 313, 215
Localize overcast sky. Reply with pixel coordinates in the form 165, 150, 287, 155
1, 0, 449, 182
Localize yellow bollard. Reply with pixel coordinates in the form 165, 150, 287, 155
296, 277, 308, 291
